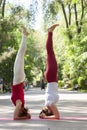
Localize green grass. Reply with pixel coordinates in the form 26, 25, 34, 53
80, 89, 87, 93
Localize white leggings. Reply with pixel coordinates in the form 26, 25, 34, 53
13, 34, 27, 85
45, 82, 59, 106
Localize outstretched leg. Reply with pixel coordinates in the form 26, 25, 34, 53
45, 24, 59, 82
13, 26, 29, 85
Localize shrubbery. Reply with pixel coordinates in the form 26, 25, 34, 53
78, 77, 87, 89
58, 80, 64, 88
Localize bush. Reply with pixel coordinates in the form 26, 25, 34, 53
78, 77, 87, 89
58, 80, 64, 88
71, 78, 78, 86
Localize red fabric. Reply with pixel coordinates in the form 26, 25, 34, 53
11, 82, 24, 107
45, 32, 58, 82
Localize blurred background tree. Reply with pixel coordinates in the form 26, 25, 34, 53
0, 0, 87, 92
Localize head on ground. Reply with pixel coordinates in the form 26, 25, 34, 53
39, 106, 53, 117
18, 107, 31, 118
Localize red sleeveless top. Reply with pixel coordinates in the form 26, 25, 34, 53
11, 82, 24, 107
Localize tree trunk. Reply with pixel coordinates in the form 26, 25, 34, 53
74, 3, 79, 33
0, 0, 3, 7
59, 0, 72, 39
79, 0, 84, 33
74, 0, 84, 34
60, 1, 68, 28
68, 4, 71, 25
1, 0, 6, 17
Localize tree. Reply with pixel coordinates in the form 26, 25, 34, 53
41, 0, 87, 89
0, 0, 6, 17
0, 3, 42, 89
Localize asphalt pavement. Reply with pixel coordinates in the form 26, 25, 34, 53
0, 88, 87, 130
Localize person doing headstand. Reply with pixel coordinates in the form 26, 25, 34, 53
39, 24, 60, 119
11, 26, 31, 120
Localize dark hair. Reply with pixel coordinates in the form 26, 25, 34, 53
39, 108, 53, 116
18, 107, 29, 117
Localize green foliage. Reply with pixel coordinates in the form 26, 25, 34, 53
72, 0, 77, 4
0, 51, 16, 87
71, 78, 78, 86
48, 1, 59, 16
0, 16, 20, 89
24, 34, 39, 82
0, 3, 45, 88
42, 0, 60, 29
41, 0, 87, 91
0, 18, 20, 54
78, 77, 87, 89
9, 5, 30, 24
0, 0, 87, 91
58, 80, 64, 88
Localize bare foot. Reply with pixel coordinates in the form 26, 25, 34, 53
47, 24, 59, 32
21, 25, 29, 36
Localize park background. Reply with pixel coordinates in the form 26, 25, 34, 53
0, 0, 87, 93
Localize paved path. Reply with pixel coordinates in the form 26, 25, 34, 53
0, 88, 87, 130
